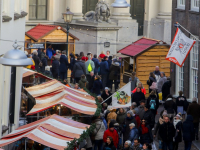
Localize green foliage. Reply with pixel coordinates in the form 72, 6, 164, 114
114, 91, 120, 100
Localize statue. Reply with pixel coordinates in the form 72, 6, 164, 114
84, 0, 111, 23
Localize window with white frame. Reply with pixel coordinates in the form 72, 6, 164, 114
190, 39, 198, 99
191, 0, 199, 11
177, 0, 185, 9
176, 65, 184, 94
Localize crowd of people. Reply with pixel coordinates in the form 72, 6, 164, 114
25, 47, 200, 150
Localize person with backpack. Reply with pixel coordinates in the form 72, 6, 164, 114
176, 91, 188, 120
128, 123, 139, 146
147, 72, 156, 94
146, 90, 159, 117
129, 72, 139, 91
85, 52, 95, 80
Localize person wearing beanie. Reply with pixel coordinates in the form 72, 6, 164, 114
142, 104, 155, 129
103, 121, 119, 148
123, 110, 137, 142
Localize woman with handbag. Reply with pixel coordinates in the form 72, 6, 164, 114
147, 72, 156, 93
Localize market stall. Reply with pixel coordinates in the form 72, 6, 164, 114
118, 37, 170, 96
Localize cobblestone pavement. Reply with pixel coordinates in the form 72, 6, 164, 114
154, 105, 198, 150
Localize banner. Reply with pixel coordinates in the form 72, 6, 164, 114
112, 82, 131, 108
166, 28, 196, 67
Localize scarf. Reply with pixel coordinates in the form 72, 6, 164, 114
159, 117, 164, 125
173, 119, 181, 129
141, 124, 149, 134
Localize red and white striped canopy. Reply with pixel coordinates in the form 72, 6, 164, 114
23, 68, 51, 80
25, 79, 97, 115
0, 115, 89, 150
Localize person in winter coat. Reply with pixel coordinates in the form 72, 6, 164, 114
124, 110, 137, 142
40, 55, 48, 73
182, 115, 195, 150
138, 119, 153, 145
162, 77, 171, 101
131, 87, 145, 107
129, 72, 139, 91
87, 71, 95, 90
187, 97, 200, 140
128, 123, 139, 145
176, 91, 188, 120
46, 45, 55, 59
91, 75, 103, 96
44, 66, 53, 78
153, 66, 161, 76
132, 82, 146, 95
78, 75, 88, 89
100, 56, 109, 89
40, 49, 46, 60
85, 53, 95, 79
133, 110, 141, 128
132, 139, 142, 150
173, 114, 183, 150
103, 122, 119, 148
51, 56, 59, 79
116, 108, 126, 126
93, 116, 106, 150
103, 136, 116, 150
92, 54, 100, 75
147, 72, 156, 93
73, 57, 86, 83
146, 90, 159, 117
107, 56, 112, 69
109, 62, 120, 91
99, 51, 106, 59
101, 87, 112, 105
154, 110, 168, 150
157, 72, 167, 93
32, 50, 41, 71
159, 116, 175, 150
123, 141, 133, 150
54, 50, 61, 62
142, 105, 155, 129
107, 107, 117, 127
164, 95, 176, 121
69, 53, 76, 83
138, 100, 146, 119
59, 51, 69, 81
142, 143, 152, 150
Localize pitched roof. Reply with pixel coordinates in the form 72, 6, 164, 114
25, 24, 79, 41
118, 37, 161, 57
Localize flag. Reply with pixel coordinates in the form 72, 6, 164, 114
166, 28, 196, 67
112, 82, 131, 108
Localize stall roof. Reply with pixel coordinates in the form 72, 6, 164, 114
23, 68, 52, 80
118, 37, 162, 57
0, 115, 89, 150
25, 24, 79, 41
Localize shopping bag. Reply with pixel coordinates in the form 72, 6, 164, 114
152, 142, 157, 150
158, 92, 162, 101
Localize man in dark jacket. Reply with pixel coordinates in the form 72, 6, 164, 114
32, 50, 41, 71
131, 88, 145, 106
52, 56, 59, 79
59, 51, 69, 81
162, 77, 171, 101
159, 116, 175, 150
187, 97, 200, 140
109, 62, 120, 91
92, 54, 100, 75
73, 57, 86, 83
182, 115, 195, 150
142, 104, 155, 129
107, 56, 112, 69
40, 55, 48, 73
99, 56, 109, 89
87, 71, 95, 90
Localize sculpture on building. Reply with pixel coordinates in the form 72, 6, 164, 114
84, 0, 111, 23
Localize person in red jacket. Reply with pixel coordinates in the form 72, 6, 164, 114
133, 109, 141, 128
99, 51, 106, 59
103, 121, 119, 148
132, 82, 147, 95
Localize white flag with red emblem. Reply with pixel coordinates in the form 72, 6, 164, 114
166, 28, 196, 67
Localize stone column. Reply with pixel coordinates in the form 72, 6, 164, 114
66, 0, 83, 20
110, 0, 132, 19
157, 0, 172, 19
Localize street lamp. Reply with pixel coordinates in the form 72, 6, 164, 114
62, 7, 74, 56
111, 0, 131, 8
0, 40, 32, 127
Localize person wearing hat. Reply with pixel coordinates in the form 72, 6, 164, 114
173, 114, 183, 150
124, 110, 137, 142
99, 56, 109, 89
137, 100, 146, 119
187, 97, 200, 140
109, 61, 120, 91
101, 87, 112, 105
128, 123, 139, 146
142, 104, 155, 129
154, 110, 168, 150
103, 121, 119, 148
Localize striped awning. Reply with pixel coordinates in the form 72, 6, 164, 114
25, 79, 96, 115
23, 68, 52, 80
0, 115, 89, 150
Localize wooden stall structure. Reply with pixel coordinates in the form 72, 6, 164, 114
25, 24, 79, 56
118, 37, 170, 97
